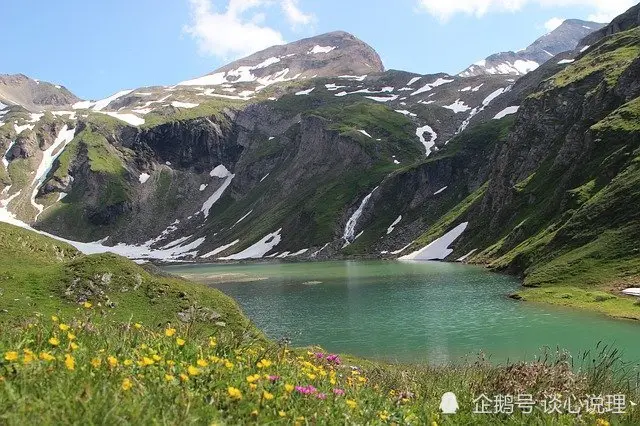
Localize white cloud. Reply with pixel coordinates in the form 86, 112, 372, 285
417, 0, 634, 23
185, 0, 314, 59
281, 0, 313, 26
544, 17, 565, 31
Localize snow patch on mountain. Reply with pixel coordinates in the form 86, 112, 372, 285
308, 45, 336, 54
416, 125, 438, 156
387, 216, 402, 235
171, 101, 199, 108
411, 78, 454, 96
443, 99, 471, 113
494, 106, 520, 119
295, 87, 315, 96
219, 229, 282, 260
100, 112, 145, 126
202, 240, 240, 259
399, 222, 468, 261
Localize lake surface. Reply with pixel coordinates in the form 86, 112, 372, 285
165, 260, 640, 365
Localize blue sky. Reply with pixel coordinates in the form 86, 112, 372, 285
3, 0, 634, 100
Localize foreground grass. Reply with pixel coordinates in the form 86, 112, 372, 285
1, 312, 639, 425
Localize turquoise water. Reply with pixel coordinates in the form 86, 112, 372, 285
165, 260, 640, 365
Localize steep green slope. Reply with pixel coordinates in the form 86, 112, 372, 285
0, 222, 254, 337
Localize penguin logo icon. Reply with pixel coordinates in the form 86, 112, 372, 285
439, 392, 459, 414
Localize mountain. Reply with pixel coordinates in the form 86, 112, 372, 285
459, 19, 605, 77
0, 74, 80, 111
1, 6, 640, 317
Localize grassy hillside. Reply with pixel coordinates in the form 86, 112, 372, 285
1, 224, 638, 424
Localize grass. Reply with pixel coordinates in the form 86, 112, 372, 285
552, 27, 640, 89
592, 97, 640, 132
1, 224, 640, 424
516, 287, 640, 321
141, 99, 242, 129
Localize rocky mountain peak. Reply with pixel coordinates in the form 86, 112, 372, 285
178, 31, 384, 88
0, 73, 80, 112
459, 19, 605, 77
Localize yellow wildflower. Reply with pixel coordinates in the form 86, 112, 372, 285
197, 358, 208, 367
124, 359, 133, 366
256, 359, 272, 369
279, 411, 286, 418
4, 352, 18, 362
83, 301, 92, 308
306, 373, 317, 380
142, 357, 155, 366
596, 420, 611, 426
346, 399, 357, 409
246, 374, 261, 383
122, 378, 133, 391
134, 323, 142, 330
22, 350, 35, 365
251, 410, 259, 417
107, 356, 118, 368
64, 354, 75, 371
152, 354, 162, 362
176, 338, 186, 347
209, 356, 220, 363
285, 384, 295, 393
180, 373, 189, 382
59, 323, 70, 331
224, 360, 234, 369
378, 410, 390, 421
39, 352, 55, 362
91, 358, 102, 368
164, 374, 175, 382
70, 342, 79, 351
209, 337, 217, 347
187, 365, 200, 376
249, 384, 257, 391
167, 360, 176, 366
165, 328, 176, 337
227, 387, 243, 400
67, 332, 76, 341
263, 391, 274, 400
51, 315, 59, 322
48, 337, 60, 346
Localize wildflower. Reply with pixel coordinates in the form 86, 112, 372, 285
188, 366, 200, 376
124, 359, 133, 366
122, 378, 133, 391
83, 301, 92, 309
269, 375, 281, 382
249, 383, 257, 390
152, 354, 162, 362
51, 315, 59, 322
91, 358, 102, 368
167, 360, 176, 366
285, 384, 295, 393
326, 354, 341, 365
316, 393, 327, 400
107, 356, 118, 368
142, 357, 155, 366
596, 420, 611, 426
209, 337, 217, 347
251, 410, 259, 417
263, 391, 274, 400
333, 388, 345, 396
67, 332, 76, 341
180, 373, 189, 382
176, 338, 185, 347
295, 385, 317, 395
227, 387, 243, 400
378, 410, 390, 421
346, 399, 357, 409
224, 360, 234, 369
39, 352, 55, 362
164, 374, 175, 382
306, 373, 317, 380
64, 354, 75, 371
4, 352, 18, 362
165, 328, 176, 337
70, 342, 79, 351
48, 337, 60, 346
59, 323, 70, 331
279, 411, 286, 418
246, 374, 261, 383
256, 359, 272, 369
134, 323, 142, 330
197, 358, 208, 367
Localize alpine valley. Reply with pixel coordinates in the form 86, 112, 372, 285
1, 4, 640, 321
